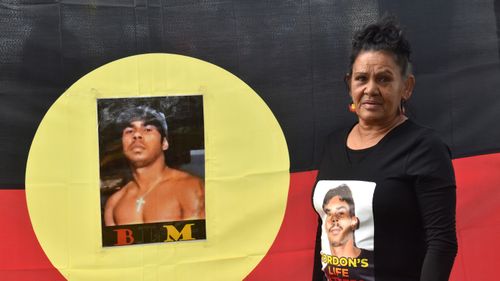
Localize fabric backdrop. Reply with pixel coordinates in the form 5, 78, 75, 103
1, 0, 500, 280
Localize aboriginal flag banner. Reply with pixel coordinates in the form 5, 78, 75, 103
1, 1, 500, 280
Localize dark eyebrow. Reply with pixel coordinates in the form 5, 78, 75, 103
352, 71, 367, 76
335, 206, 348, 212
143, 122, 160, 129
376, 69, 395, 75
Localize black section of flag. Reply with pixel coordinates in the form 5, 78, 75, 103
2, 1, 500, 188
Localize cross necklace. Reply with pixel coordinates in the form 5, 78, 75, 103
135, 177, 164, 213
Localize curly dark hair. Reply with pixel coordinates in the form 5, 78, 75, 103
322, 184, 356, 218
349, 15, 412, 76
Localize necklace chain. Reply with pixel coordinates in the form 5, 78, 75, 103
135, 177, 164, 213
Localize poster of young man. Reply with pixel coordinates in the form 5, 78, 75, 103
97, 95, 205, 247
313, 181, 376, 281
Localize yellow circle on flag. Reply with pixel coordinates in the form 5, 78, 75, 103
26, 54, 289, 281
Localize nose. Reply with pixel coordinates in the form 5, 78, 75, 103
331, 215, 339, 224
363, 79, 380, 96
132, 130, 143, 139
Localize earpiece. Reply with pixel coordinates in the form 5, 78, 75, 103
349, 103, 356, 113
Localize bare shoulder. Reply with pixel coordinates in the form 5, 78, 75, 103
166, 169, 205, 219
169, 169, 204, 189
104, 182, 132, 226
105, 182, 130, 208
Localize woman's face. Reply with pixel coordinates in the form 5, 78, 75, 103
349, 50, 414, 125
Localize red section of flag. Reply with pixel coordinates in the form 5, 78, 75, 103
449, 153, 500, 281
244, 170, 319, 281
0, 190, 66, 281
1, 153, 500, 280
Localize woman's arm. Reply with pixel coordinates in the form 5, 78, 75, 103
407, 132, 458, 281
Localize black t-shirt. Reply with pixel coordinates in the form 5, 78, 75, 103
313, 120, 457, 281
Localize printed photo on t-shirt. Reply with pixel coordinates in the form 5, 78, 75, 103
313, 180, 376, 281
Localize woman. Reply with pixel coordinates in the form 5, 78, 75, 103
313, 17, 457, 281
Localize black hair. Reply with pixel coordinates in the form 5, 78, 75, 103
115, 105, 169, 140
350, 15, 412, 76
322, 184, 356, 218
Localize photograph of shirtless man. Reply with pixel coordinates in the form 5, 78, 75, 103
102, 104, 205, 226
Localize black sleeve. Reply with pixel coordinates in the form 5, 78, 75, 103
406, 133, 458, 281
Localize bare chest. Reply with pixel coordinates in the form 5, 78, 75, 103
114, 189, 184, 225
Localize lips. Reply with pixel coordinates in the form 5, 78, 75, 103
328, 226, 342, 234
129, 142, 146, 151
361, 99, 382, 106
361, 99, 382, 109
